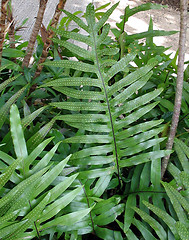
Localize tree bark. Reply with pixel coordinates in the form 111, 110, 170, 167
161, 0, 188, 178
34, 0, 67, 78
0, 0, 9, 67
22, 0, 48, 68
7, 1, 15, 49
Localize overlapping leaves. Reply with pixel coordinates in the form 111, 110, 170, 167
132, 139, 189, 240
0, 105, 91, 239
42, 3, 171, 183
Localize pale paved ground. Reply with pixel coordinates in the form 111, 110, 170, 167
1, 0, 189, 60
10, 0, 93, 40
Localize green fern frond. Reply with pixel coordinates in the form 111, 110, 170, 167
176, 222, 189, 240
41, 3, 173, 238
143, 200, 178, 237
43, 4, 165, 180
133, 206, 167, 240
0, 85, 28, 129
0, 105, 87, 239
0, 74, 21, 93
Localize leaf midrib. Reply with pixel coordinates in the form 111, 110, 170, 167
91, 26, 120, 183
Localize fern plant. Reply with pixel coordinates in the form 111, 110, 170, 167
42, 2, 171, 183
39, 3, 173, 238
0, 104, 92, 239
132, 138, 189, 240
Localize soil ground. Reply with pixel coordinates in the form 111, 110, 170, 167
142, 0, 181, 10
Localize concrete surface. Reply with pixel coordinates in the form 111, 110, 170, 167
1, 0, 189, 60
10, 0, 93, 40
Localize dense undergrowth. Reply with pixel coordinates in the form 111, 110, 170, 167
0, 1, 189, 239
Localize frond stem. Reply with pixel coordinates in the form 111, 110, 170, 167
92, 28, 121, 187
29, 200, 41, 239
79, 180, 96, 235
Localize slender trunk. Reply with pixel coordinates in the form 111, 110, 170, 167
0, 0, 9, 66
34, 0, 67, 78
22, 0, 48, 68
161, 0, 188, 178
7, 1, 15, 49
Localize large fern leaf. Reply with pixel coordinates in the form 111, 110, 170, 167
132, 139, 189, 239
42, 3, 170, 183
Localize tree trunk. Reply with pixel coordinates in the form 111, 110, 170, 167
22, 0, 48, 68
0, 0, 9, 67
34, 0, 67, 78
7, 1, 15, 49
161, 0, 188, 178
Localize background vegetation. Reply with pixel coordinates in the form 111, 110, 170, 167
0, 0, 188, 239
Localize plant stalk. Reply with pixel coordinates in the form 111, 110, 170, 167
7, 0, 15, 49
0, 0, 9, 67
34, 0, 67, 78
161, 0, 188, 178
22, 0, 48, 68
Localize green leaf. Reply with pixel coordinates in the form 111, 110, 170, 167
176, 222, 189, 240
143, 200, 178, 237
1, 58, 23, 72
114, 88, 163, 117
0, 151, 15, 165
151, 141, 161, 189
0, 74, 21, 93
124, 194, 136, 233
125, 30, 177, 43
0, 64, 11, 72
94, 204, 124, 226
95, 226, 123, 240
0, 157, 23, 189
27, 116, 56, 152
126, 229, 139, 240
64, 134, 111, 144
95, 2, 119, 32
0, 220, 28, 239
116, 102, 159, 130
53, 28, 92, 46
162, 182, 189, 216
120, 150, 172, 168
93, 195, 121, 214
104, 53, 136, 83
10, 104, 28, 160
133, 218, 157, 240
4, 193, 51, 240
2, 48, 25, 58
45, 173, 79, 204
174, 138, 189, 173
110, 71, 153, 106
90, 174, 112, 197
23, 137, 54, 173
41, 207, 93, 229
29, 141, 60, 174
180, 171, 189, 189
133, 207, 167, 240
62, 9, 89, 32
0, 210, 19, 226
53, 38, 92, 60
34, 155, 71, 197
78, 166, 115, 179
22, 106, 47, 129
0, 85, 28, 129
52, 87, 104, 100
43, 59, 96, 73
41, 77, 102, 88
0, 167, 48, 213
39, 186, 82, 223
57, 114, 109, 123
